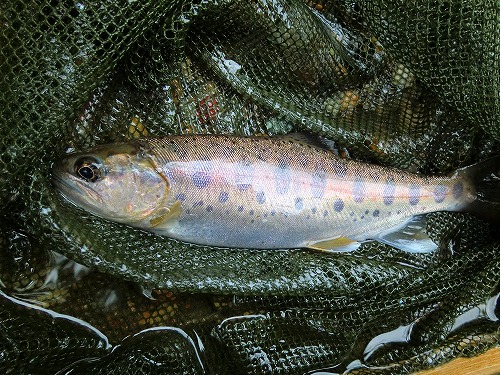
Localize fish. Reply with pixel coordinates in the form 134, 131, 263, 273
51, 134, 500, 252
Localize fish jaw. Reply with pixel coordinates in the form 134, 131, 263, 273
52, 170, 105, 211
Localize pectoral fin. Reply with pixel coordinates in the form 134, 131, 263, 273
149, 200, 182, 228
307, 236, 360, 252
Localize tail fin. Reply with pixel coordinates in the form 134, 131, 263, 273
457, 155, 500, 224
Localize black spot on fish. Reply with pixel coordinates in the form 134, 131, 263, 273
312, 168, 327, 198
256, 191, 266, 204
453, 182, 463, 199
257, 153, 267, 162
323, 210, 329, 217
299, 156, 308, 168
209, 140, 219, 150
237, 206, 244, 212
206, 205, 213, 212
373, 209, 380, 217
333, 163, 347, 178
434, 185, 447, 203
271, 210, 276, 216
383, 178, 396, 206
191, 171, 211, 189
312, 207, 317, 214
176, 193, 186, 201
277, 157, 289, 169
361, 215, 365, 219
409, 184, 420, 205
249, 210, 254, 216
295, 197, 303, 211
219, 191, 229, 203
353, 177, 365, 203
171, 144, 188, 160
250, 219, 255, 224
193, 200, 204, 207
334, 199, 344, 212
365, 210, 369, 215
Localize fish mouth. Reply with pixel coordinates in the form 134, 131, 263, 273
51, 168, 104, 210
51, 167, 131, 223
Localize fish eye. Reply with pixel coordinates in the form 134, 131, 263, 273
74, 157, 102, 183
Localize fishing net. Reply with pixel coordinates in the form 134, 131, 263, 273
0, 0, 499, 373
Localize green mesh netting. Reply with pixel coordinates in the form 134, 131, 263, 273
1, 0, 499, 374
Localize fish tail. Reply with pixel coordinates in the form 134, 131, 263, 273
458, 155, 500, 223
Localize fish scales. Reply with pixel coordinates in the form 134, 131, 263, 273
51, 134, 495, 252
142, 135, 471, 249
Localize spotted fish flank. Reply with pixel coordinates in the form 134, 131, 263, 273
383, 178, 396, 206
193, 200, 204, 207
192, 171, 211, 189
333, 162, 347, 178
219, 191, 229, 203
256, 191, 266, 204
433, 185, 447, 203
333, 199, 344, 212
168, 142, 188, 160
311, 169, 327, 198
274, 159, 291, 195
53, 134, 498, 252
295, 197, 304, 211
409, 184, 420, 206
235, 159, 253, 191
353, 177, 365, 203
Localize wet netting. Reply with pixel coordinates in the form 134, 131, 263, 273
1, 0, 499, 374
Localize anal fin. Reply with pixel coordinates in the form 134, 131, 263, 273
375, 214, 437, 253
307, 236, 360, 252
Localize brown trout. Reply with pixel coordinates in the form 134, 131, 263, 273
51, 134, 499, 252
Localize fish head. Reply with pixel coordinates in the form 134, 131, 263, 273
51, 142, 169, 226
